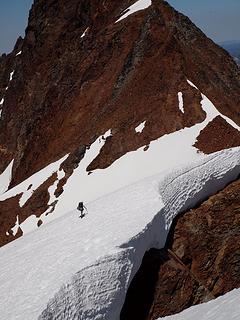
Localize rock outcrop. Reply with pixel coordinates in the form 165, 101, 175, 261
194, 116, 240, 154
121, 177, 240, 319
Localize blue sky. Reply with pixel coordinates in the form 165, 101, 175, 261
0, 0, 239, 54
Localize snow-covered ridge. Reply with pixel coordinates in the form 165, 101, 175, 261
158, 288, 240, 320
0, 147, 239, 320
159, 148, 240, 228
1, 79, 239, 238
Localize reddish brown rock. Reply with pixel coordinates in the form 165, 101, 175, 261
121, 178, 240, 319
0, 173, 56, 246
194, 116, 240, 154
1, 0, 239, 185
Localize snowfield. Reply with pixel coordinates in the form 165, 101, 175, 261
0, 147, 239, 320
1, 79, 239, 237
159, 288, 240, 320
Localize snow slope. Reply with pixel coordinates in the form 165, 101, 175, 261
159, 288, 240, 320
1, 79, 240, 238
0, 147, 239, 320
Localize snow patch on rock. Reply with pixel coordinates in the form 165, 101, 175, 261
0, 155, 68, 207
187, 79, 198, 89
48, 169, 65, 205
187, 79, 240, 132
80, 28, 88, 38
115, 0, 151, 23
0, 159, 14, 194
0, 69, 19, 118
135, 121, 146, 133
178, 92, 184, 113
9, 71, 15, 82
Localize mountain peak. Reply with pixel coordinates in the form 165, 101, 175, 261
0, 0, 239, 246
0, 1, 240, 319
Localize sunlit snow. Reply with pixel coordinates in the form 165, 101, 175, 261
178, 92, 184, 113
9, 71, 15, 82
187, 79, 240, 131
187, 79, 198, 89
0, 159, 14, 194
48, 169, 65, 205
0, 155, 68, 207
1, 80, 239, 237
0, 69, 17, 114
80, 27, 88, 38
135, 121, 146, 133
115, 0, 152, 23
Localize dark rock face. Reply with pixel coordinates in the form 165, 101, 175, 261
121, 178, 240, 320
0, 0, 239, 247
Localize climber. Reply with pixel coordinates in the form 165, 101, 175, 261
77, 202, 87, 218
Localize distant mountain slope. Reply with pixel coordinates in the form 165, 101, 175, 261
220, 40, 240, 64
